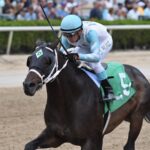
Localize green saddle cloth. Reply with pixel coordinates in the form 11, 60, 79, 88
101, 61, 136, 113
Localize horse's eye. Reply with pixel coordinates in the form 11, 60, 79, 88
26, 56, 31, 67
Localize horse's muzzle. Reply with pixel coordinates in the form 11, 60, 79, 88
23, 81, 41, 96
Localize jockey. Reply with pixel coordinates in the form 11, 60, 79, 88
60, 14, 115, 101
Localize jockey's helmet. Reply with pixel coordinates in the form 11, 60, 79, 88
60, 15, 82, 34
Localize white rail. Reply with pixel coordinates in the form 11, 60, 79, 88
0, 26, 60, 31
0, 25, 150, 55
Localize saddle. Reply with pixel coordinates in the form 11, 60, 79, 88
78, 61, 136, 113
78, 62, 108, 73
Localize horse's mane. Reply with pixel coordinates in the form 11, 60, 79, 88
36, 39, 60, 50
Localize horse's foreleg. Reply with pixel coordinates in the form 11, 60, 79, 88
124, 114, 143, 150
24, 128, 64, 150
81, 135, 103, 150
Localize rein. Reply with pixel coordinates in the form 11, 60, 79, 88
29, 47, 69, 84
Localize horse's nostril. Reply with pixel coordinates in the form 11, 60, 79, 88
29, 83, 36, 88
23, 82, 35, 89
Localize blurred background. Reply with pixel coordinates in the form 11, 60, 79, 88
0, 0, 150, 54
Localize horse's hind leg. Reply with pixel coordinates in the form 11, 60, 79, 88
124, 113, 143, 150
24, 128, 64, 150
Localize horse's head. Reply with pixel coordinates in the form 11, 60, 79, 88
23, 40, 62, 96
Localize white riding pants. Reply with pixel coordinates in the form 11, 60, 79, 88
78, 35, 113, 74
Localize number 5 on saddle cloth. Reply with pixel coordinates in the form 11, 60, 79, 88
81, 61, 136, 113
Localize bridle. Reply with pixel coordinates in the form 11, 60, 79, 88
29, 47, 69, 84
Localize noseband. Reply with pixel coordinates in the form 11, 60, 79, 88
29, 47, 69, 84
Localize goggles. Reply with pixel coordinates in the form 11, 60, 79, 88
62, 32, 77, 38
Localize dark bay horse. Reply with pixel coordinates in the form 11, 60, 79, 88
23, 41, 150, 150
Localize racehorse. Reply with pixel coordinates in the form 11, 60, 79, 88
23, 41, 150, 150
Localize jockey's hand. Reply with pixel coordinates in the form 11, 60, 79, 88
67, 53, 79, 62
67, 48, 75, 53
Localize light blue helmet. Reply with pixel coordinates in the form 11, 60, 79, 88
60, 15, 82, 33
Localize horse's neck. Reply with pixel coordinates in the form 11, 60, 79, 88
46, 63, 81, 97
46, 53, 99, 106
45, 60, 101, 123
45, 58, 84, 103
56, 53, 81, 88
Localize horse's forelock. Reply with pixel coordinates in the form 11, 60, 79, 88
36, 39, 47, 47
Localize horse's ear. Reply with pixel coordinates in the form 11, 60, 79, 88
36, 39, 47, 47
47, 39, 60, 50
26, 56, 31, 67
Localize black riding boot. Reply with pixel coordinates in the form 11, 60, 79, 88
101, 79, 115, 101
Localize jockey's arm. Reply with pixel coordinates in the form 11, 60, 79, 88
79, 30, 101, 62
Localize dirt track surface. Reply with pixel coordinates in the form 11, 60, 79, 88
0, 51, 150, 150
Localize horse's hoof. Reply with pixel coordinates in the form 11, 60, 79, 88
24, 143, 36, 150
124, 145, 135, 150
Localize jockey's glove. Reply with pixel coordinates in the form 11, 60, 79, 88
67, 53, 79, 63
67, 47, 76, 53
